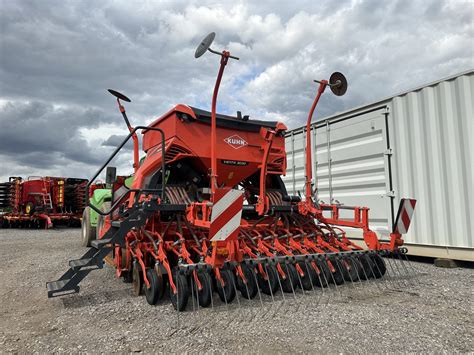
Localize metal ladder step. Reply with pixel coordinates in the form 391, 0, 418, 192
46, 279, 69, 292
68, 258, 103, 270
46, 279, 78, 297
91, 238, 112, 249
46, 279, 80, 297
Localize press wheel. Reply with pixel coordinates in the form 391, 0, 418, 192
237, 264, 258, 299
145, 268, 165, 305
170, 271, 189, 311
216, 269, 236, 303
132, 262, 143, 296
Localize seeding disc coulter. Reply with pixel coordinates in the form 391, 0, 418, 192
47, 33, 416, 310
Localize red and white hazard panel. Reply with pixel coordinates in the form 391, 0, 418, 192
394, 198, 417, 234
210, 188, 244, 242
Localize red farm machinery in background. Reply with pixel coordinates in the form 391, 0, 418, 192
47, 33, 417, 311
0, 176, 88, 228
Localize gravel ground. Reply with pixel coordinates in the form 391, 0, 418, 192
0, 228, 472, 354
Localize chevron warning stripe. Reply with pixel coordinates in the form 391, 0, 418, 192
394, 198, 417, 234
210, 188, 244, 242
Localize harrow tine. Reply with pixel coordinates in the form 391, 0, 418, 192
344, 257, 357, 289
310, 263, 325, 306
398, 250, 417, 281
356, 255, 371, 282
401, 250, 421, 280
350, 257, 364, 285
396, 251, 415, 286
190, 273, 196, 312
315, 267, 326, 298
364, 255, 383, 292
318, 260, 332, 306
371, 254, 390, 291
334, 256, 349, 296
222, 280, 229, 310
275, 265, 287, 302
263, 263, 275, 304
176, 271, 180, 327
390, 252, 409, 287
304, 262, 316, 293
208, 272, 214, 311
325, 259, 339, 293
230, 269, 242, 309
284, 263, 298, 301
261, 263, 282, 320
193, 272, 200, 311
251, 267, 264, 308
385, 254, 403, 289
295, 264, 306, 296
303, 262, 322, 308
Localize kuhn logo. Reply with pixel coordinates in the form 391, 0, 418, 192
224, 135, 248, 149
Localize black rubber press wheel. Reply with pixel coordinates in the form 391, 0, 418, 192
192, 271, 212, 307
237, 265, 258, 299
279, 263, 299, 293
216, 269, 236, 303
298, 261, 318, 291
145, 268, 165, 305
257, 265, 279, 295
170, 272, 189, 311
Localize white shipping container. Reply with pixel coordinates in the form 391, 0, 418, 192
284, 70, 473, 261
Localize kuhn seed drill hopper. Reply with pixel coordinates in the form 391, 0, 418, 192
47, 33, 417, 310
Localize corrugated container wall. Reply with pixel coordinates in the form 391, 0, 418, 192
284, 71, 473, 260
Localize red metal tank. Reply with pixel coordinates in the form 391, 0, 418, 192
137, 105, 287, 190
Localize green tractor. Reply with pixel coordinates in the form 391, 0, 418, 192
81, 176, 134, 247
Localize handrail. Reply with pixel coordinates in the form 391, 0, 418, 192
85, 126, 166, 216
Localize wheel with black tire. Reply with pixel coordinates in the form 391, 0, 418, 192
257, 264, 279, 295
145, 268, 165, 305
279, 263, 299, 293
369, 253, 386, 278
192, 271, 212, 307
96, 201, 111, 240
81, 207, 96, 247
25, 202, 35, 215
170, 271, 189, 311
237, 265, 258, 299
216, 269, 236, 303
132, 262, 144, 296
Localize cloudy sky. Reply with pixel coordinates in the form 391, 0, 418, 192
0, 0, 472, 181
